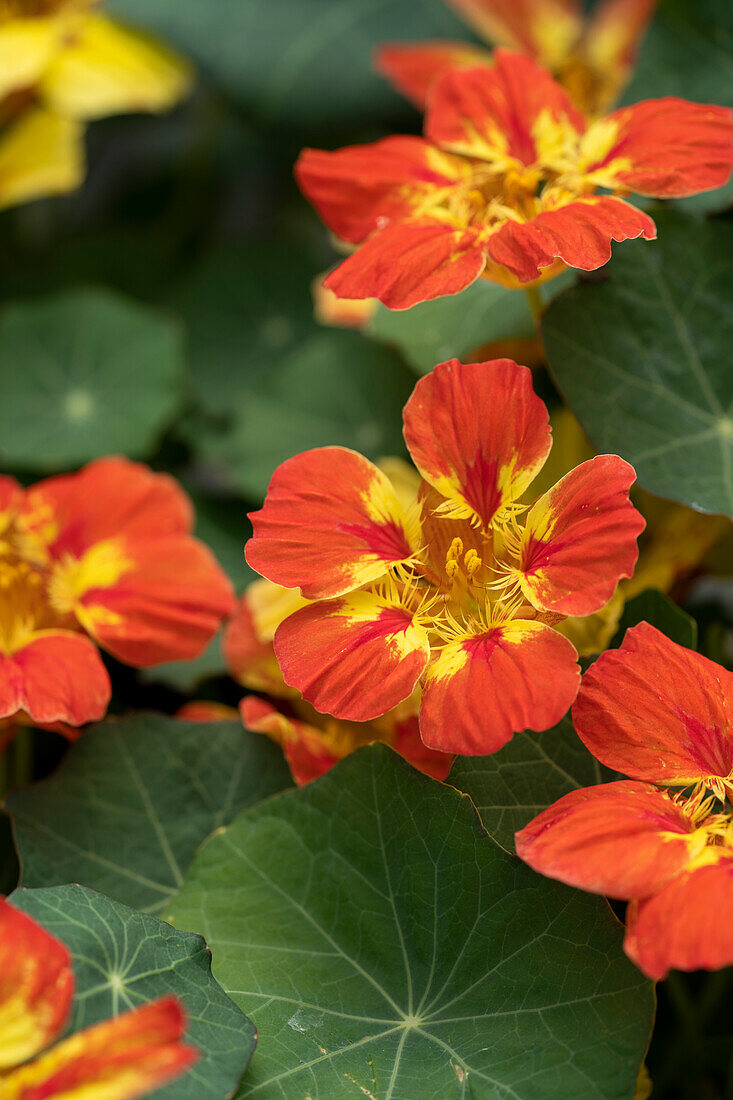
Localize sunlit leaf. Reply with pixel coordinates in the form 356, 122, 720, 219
171, 745, 654, 1099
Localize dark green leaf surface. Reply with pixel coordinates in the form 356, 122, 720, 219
107, 0, 466, 126
542, 212, 733, 517
0, 289, 183, 470
448, 718, 606, 854
181, 329, 414, 499
368, 272, 574, 375
171, 745, 653, 1099
11, 885, 255, 1100
611, 589, 698, 651
9, 715, 292, 914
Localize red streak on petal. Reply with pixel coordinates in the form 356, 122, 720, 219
678, 708, 733, 780
339, 518, 412, 561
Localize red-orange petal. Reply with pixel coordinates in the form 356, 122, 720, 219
515, 780, 703, 900
489, 195, 656, 283
0, 474, 22, 517
274, 593, 430, 722
77, 536, 235, 667
572, 622, 733, 789
177, 701, 239, 722
425, 51, 585, 165
240, 697, 341, 786
583, 98, 733, 198
247, 447, 418, 601
0, 898, 73, 1069
0, 631, 111, 726
375, 41, 492, 109
392, 715, 455, 781
419, 619, 579, 754
4, 995, 197, 1100
624, 855, 733, 980
295, 136, 471, 245
222, 594, 289, 697
325, 221, 487, 310
403, 357, 551, 528
518, 455, 644, 616
446, 0, 583, 64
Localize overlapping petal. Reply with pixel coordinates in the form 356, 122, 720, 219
572, 623, 733, 790
375, 41, 491, 109
0, 632, 110, 726
0, 109, 84, 211
274, 592, 430, 722
419, 619, 579, 754
324, 221, 487, 309
392, 716, 455, 781
295, 136, 471, 244
515, 781, 706, 899
223, 587, 303, 697
518, 455, 644, 616
446, 0, 583, 69
247, 447, 419, 600
582, 0, 657, 109
624, 855, 733, 980
487, 194, 656, 282
0, 898, 73, 1070
3, 996, 197, 1100
425, 52, 585, 164
581, 99, 733, 197
240, 697, 343, 786
403, 357, 551, 528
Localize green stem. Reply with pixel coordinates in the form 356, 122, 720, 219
525, 285, 544, 326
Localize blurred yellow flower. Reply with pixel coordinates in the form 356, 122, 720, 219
0, 0, 191, 208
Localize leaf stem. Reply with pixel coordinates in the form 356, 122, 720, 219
525, 285, 544, 326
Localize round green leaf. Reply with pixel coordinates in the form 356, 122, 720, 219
0, 288, 183, 470
171, 745, 654, 1099
542, 211, 733, 517
8, 715, 293, 914
10, 884, 255, 1100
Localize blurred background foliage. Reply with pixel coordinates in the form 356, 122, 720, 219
0, 1, 731, 1095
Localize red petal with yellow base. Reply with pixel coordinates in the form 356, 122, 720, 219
425, 51, 585, 163
0, 631, 110, 726
274, 593, 430, 722
515, 780, 704, 899
3, 996, 197, 1100
518, 455, 644, 616
583, 99, 733, 198
392, 716, 455, 781
624, 855, 733, 980
404, 357, 551, 529
0, 898, 73, 1069
375, 41, 492, 109
177, 701, 240, 722
0, 474, 22, 517
325, 221, 487, 310
222, 595, 289, 697
488, 195, 656, 282
419, 619, 579, 754
583, 0, 657, 91
247, 447, 418, 600
572, 622, 733, 789
240, 697, 340, 786
295, 136, 470, 245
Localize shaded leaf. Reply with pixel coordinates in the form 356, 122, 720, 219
139, 632, 228, 691
542, 212, 733, 517
10, 884, 255, 1100
171, 745, 654, 1099
8, 715, 292, 914
0, 288, 183, 471
611, 589, 698, 651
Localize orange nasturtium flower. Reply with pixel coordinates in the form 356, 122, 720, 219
0, 896, 196, 1098
0, 0, 190, 210
517, 623, 733, 980
246, 356, 645, 756
0, 456, 234, 730
377, 0, 657, 117
178, 577, 455, 786
296, 50, 733, 309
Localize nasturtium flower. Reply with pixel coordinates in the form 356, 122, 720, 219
0, 0, 190, 209
0, 457, 234, 729
179, 577, 455, 786
516, 623, 733, 980
0, 896, 196, 1098
378, 0, 657, 116
296, 50, 733, 308
246, 357, 644, 756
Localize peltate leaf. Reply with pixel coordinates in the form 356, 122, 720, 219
170, 745, 654, 1099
